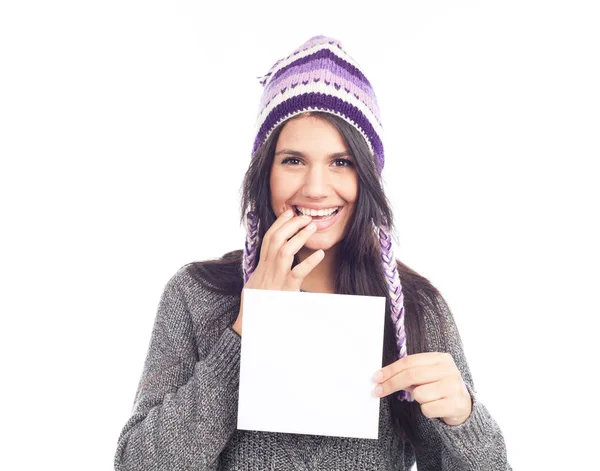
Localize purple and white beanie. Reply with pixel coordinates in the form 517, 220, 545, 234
243, 35, 411, 402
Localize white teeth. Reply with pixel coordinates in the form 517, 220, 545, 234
296, 206, 339, 216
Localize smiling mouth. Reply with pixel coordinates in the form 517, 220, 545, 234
292, 206, 341, 220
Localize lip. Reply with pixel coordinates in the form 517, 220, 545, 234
291, 204, 342, 211
295, 205, 343, 231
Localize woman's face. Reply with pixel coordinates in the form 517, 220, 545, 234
269, 115, 359, 254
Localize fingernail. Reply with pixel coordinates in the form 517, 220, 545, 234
372, 370, 384, 382
307, 222, 316, 230
373, 385, 383, 397
284, 209, 293, 217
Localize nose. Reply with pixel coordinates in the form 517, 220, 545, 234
300, 165, 331, 199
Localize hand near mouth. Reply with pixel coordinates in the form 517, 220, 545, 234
232, 208, 326, 336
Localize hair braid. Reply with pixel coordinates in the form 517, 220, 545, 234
243, 211, 260, 284
378, 224, 412, 402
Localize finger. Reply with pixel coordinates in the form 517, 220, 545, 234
410, 379, 451, 404
375, 364, 441, 398
260, 208, 295, 263
285, 249, 325, 290
275, 222, 318, 277
266, 215, 313, 263
419, 396, 456, 420
374, 352, 448, 384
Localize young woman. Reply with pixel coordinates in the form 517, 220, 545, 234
114, 35, 512, 470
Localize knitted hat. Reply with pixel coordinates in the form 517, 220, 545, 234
242, 35, 411, 402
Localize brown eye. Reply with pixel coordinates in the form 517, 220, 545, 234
334, 158, 354, 167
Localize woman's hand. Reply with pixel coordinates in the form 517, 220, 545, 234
372, 352, 473, 426
232, 208, 325, 336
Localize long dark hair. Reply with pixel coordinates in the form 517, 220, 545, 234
187, 111, 450, 453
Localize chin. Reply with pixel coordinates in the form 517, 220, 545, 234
303, 234, 340, 252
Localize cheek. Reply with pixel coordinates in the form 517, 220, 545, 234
271, 173, 300, 202
340, 178, 358, 205
269, 174, 284, 200
340, 182, 357, 224
271, 168, 286, 187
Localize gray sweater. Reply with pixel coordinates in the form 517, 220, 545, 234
114, 264, 512, 470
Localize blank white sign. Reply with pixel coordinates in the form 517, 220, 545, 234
237, 288, 386, 439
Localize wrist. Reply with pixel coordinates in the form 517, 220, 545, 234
442, 391, 473, 426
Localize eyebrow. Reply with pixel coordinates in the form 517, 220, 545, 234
274, 149, 353, 159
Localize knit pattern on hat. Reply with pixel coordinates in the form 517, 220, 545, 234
244, 35, 412, 402
253, 35, 385, 177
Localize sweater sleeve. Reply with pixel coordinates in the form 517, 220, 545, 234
114, 269, 241, 470
410, 290, 513, 471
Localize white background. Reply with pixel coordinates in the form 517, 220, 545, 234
1, 1, 598, 469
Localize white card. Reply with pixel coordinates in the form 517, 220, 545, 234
237, 288, 386, 439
